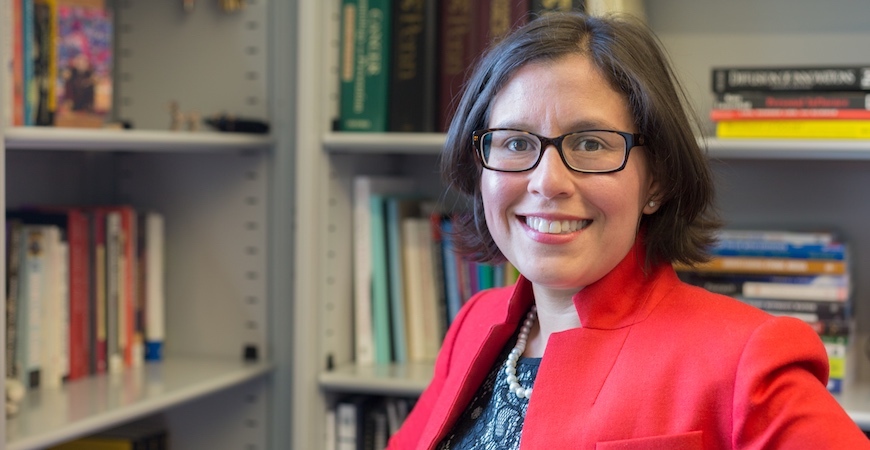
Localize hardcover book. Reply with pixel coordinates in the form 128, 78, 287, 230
530, 0, 585, 16
712, 66, 870, 94
713, 91, 870, 111
388, 0, 437, 132
338, 0, 393, 132
716, 119, 870, 139
437, 0, 475, 132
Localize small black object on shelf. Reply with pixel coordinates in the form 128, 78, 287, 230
205, 114, 270, 134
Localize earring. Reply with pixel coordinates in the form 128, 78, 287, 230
648, 200, 656, 208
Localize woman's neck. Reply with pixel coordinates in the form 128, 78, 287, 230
524, 284, 583, 358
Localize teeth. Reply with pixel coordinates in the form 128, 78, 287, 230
525, 217, 588, 234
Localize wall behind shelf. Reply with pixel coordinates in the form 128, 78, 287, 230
115, 0, 269, 131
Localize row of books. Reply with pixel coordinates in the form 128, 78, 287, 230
340, 0, 644, 133
709, 65, 870, 139
353, 175, 519, 366
4, 0, 114, 128
327, 395, 414, 450
5, 205, 165, 392
46, 415, 168, 449
675, 228, 855, 393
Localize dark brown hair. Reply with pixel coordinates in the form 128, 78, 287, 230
440, 12, 720, 267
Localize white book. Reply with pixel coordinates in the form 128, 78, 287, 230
414, 218, 442, 362
144, 211, 166, 362
402, 217, 427, 363
41, 227, 66, 388
106, 211, 123, 373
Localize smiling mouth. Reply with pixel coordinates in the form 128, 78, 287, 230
523, 216, 591, 234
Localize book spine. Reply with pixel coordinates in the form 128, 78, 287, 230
92, 208, 108, 374
713, 91, 870, 111
716, 119, 870, 139
369, 195, 393, 364
710, 240, 846, 260
105, 211, 122, 373
67, 209, 91, 380
388, 0, 437, 132
33, 0, 57, 126
681, 272, 849, 302
352, 177, 376, 365
710, 108, 870, 121
144, 212, 165, 362
6, 221, 23, 380
437, 0, 474, 132
339, 0, 392, 132
119, 207, 137, 368
439, 217, 463, 325
20, 226, 46, 389
674, 256, 847, 276
11, 0, 25, 125
530, 0, 585, 16
715, 229, 835, 245
414, 217, 441, 360
23, 0, 35, 125
402, 217, 427, 362
385, 198, 409, 363
736, 297, 850, 321
712, 66, 870, 93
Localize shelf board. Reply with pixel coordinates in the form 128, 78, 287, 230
705, 137, 870, 160
6, 356, 272, 450
323, 132, 445, 155
318, 362, 434, 397
322, 132, 870, 161
3, 127, 273, 152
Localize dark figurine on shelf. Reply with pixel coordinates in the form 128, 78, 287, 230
205, 113, 270, 134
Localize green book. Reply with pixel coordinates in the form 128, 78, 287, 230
339, 0, 392, 132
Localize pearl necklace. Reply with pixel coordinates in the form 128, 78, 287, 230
504, 305, 537, 400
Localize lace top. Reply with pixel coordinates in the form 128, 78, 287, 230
436, 334, 541, 450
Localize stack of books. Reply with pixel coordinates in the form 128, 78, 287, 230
675, 229, 855, 393
709, 65, 870, 139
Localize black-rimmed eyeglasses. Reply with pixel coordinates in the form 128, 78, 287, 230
472, 128, 645, 173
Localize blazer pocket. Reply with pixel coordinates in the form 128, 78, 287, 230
596, 430, 703, 450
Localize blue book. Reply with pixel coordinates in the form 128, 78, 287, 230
710, 239, 847, 260
439, 218, 463, 324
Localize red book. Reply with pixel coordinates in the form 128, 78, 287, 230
710, 108, 870, 121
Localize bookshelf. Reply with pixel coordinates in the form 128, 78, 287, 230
1, 1, 297, 449
293, 0, 870, 448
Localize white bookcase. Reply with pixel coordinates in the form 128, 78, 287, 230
1, 0, 297, 449
290, 0, 870, 448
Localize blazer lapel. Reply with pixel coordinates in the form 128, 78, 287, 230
419, 282, 534, 448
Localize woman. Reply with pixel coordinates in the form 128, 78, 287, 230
388, 12, 869, 450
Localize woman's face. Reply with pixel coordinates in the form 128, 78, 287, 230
481, 53, 659, 297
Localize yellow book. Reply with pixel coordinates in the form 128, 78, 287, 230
716, 119, 870, 139
674, 256, 846, 276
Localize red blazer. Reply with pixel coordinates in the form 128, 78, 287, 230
389, 242, 869, 449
